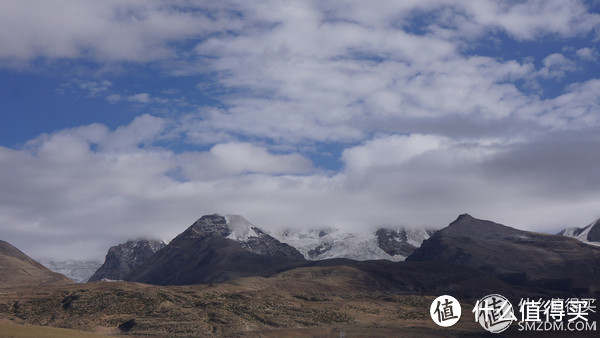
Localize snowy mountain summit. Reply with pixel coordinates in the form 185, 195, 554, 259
559, 218, 600, 246
273, 225, 435, 262
179, 214, 305, 260
225, 214, 261, 241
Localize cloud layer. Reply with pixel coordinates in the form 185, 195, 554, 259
1, 1, 600, 260
2, 116, 600, 260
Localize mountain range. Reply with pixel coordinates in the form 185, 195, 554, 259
3, 212, 600, 336
84, 213, 599, 298
42, 213, 600, 287
55, 215, 434, 283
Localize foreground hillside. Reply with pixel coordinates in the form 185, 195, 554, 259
0, 267, 484, 336
0, 240, 73, 288
0, 322, 103, 337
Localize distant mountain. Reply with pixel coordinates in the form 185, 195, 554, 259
88, 239, 166, 282
41, 259, 102, 283
125, 214, 524, 297
273, 226, 434, 261
0, 240, 73, 288
559, 218, 600, 245
407, 214, 600, 295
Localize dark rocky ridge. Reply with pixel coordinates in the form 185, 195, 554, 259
88, 239, 166, 282
407, 214, 600, 296
590, 220, 600, 241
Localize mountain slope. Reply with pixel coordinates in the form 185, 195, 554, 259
0, 240, 73, 288
88, 239, 166, 282
127, 215, 305, 285
407, 214, 600, 295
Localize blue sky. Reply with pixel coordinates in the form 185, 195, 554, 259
1, 0, 600, 260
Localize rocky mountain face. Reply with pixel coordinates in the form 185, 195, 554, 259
0, 240, 73, 288
273, 226, 434, 261
407, 214, 600, 296
375, 228, 436, 257
41, 259, 102, 283
559, 218, 600, 245
127, 214, 305, 285
88, 239, 166, 282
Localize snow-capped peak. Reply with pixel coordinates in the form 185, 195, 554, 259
560, 218, 600, 247
225, 214, 260, 241
272, 225, 435, 262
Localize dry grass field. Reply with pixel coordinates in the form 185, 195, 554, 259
0, 265, 490, 337
0, 321, 104, 337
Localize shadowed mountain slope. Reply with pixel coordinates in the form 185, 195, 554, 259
88, 239, 166, 282
407, 214, 600, 296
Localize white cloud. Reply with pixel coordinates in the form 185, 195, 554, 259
538, 53, 577, 79
0, 0, 239, 62
576, 47, 598, 61
56, 79, 112, 96
178, 1, 598, 146
341, 134, 445, 174
461, 0, 600, 40
3, 118, 600, 261
100, 114, 168, 151
2, 1, 600, 261
178, 142, 313, 180
126, 93, 153, 104
106, 94, 122, 103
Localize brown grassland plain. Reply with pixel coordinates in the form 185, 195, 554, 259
0, 265, 489, 337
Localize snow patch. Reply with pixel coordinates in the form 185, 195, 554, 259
39, 259, 102, 283
561, 219, 600, 247
225, 214, 259, 241
273, 227, 407, 262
